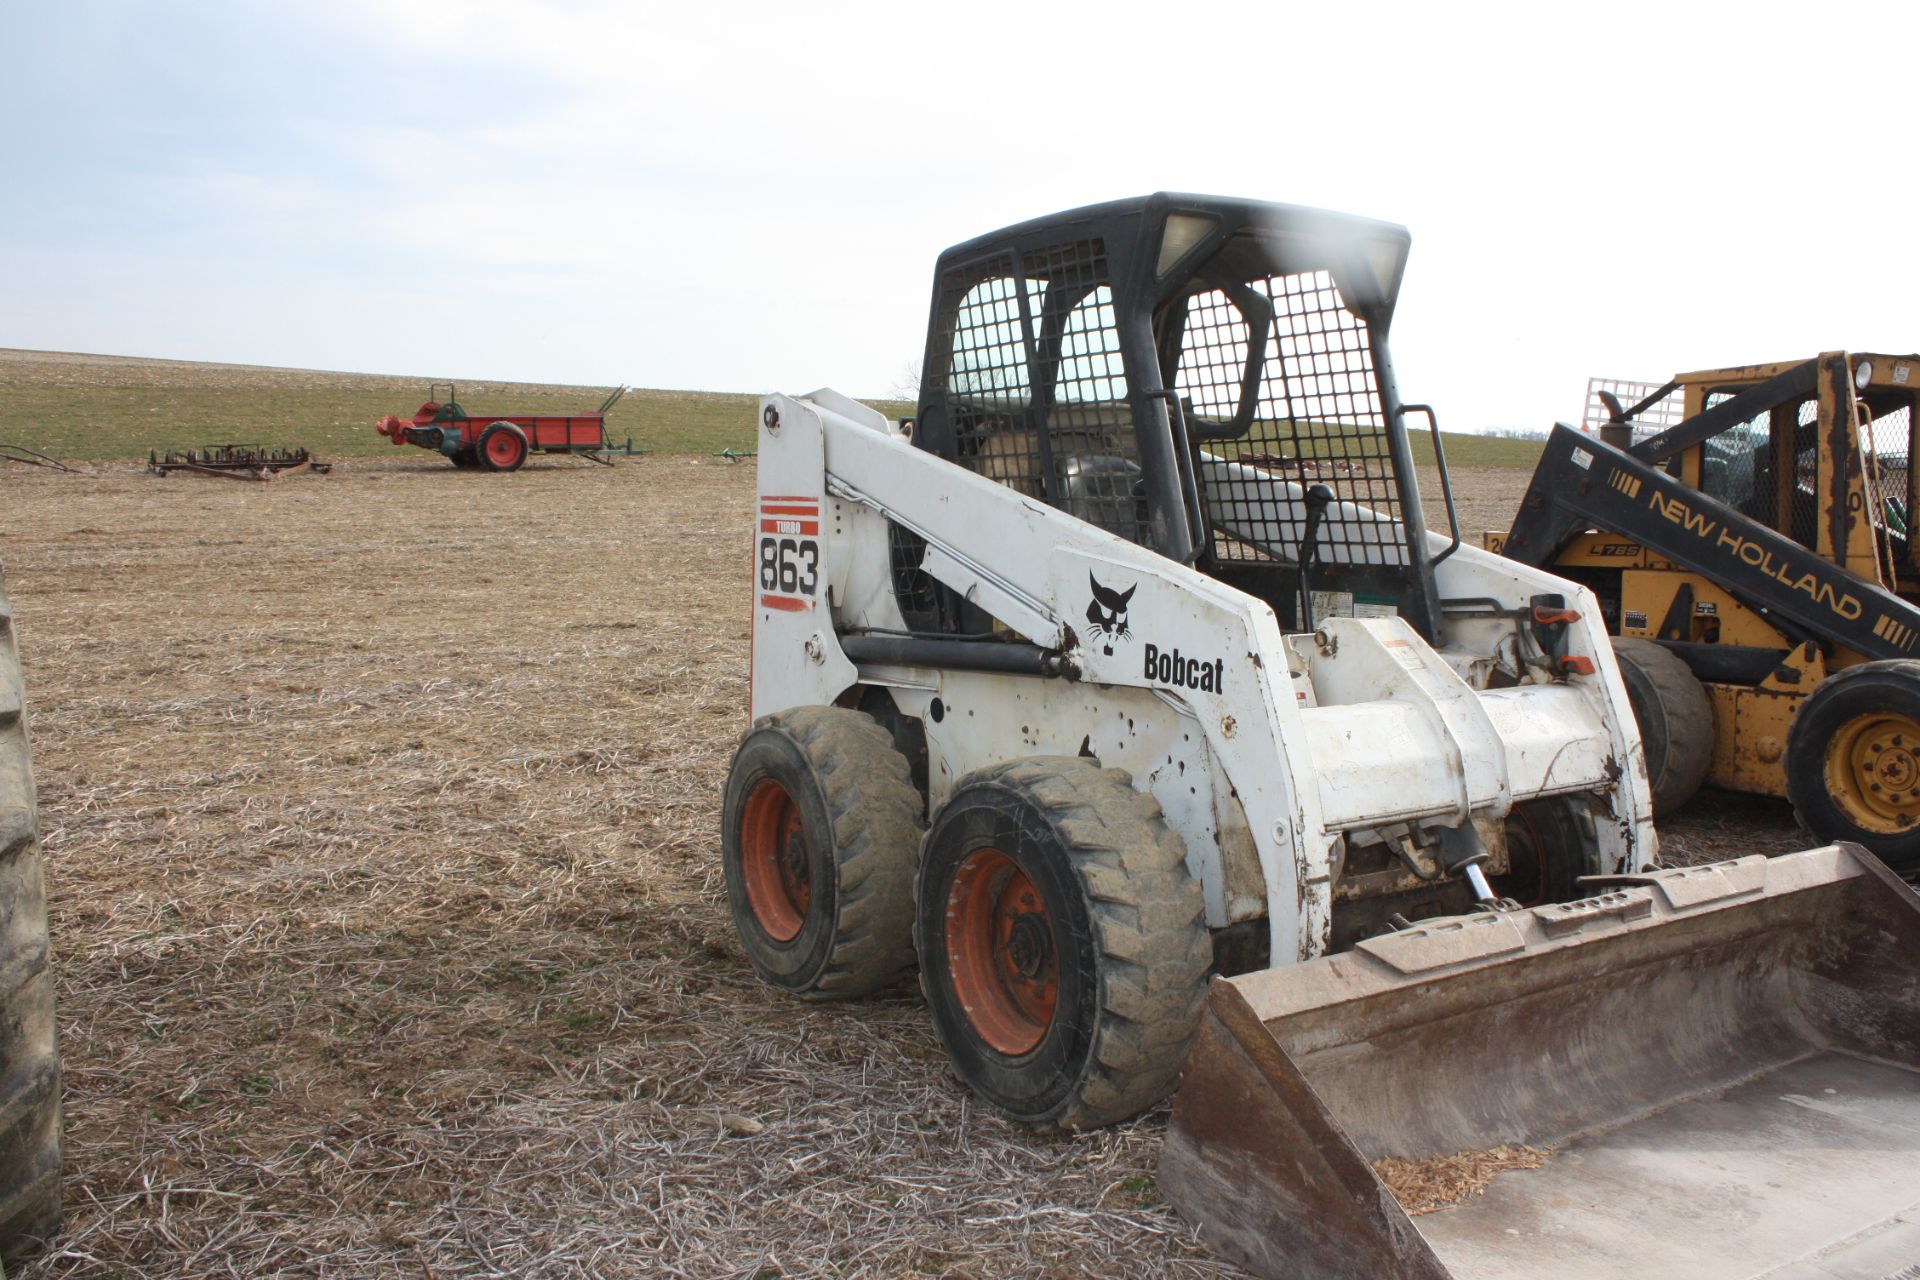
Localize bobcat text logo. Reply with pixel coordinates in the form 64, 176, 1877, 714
1143, 644, 1225, 694
1086, 574, 1136, 656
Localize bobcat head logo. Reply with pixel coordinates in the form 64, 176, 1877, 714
1085, 573, 1136, 656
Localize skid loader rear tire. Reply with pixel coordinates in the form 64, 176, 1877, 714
1611, 637, 1713, 815
915, 758, 1210, 1131
1494, 795, 1601, 906
721, 707, 923, 999
1786, 660, 1920, 877
0, 569, 59, 1265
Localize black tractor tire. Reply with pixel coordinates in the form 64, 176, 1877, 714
1494, 795, 1602, 906
1611, 637, 1714, 816
475, 423, 528, 473
1785, 660, 1920, 877
916, 757, 1211, 1131
449, 447, 479, 469
0, 568, 59, 1265
721, 707, 923, 999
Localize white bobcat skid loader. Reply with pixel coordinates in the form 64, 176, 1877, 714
722, 196, 1920, 1275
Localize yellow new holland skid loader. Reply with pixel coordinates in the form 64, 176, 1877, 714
1497, 354, 1920, 876
727, 196, 1920, 1279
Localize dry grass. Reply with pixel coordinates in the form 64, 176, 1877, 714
1373, 1146, 1549, 1216
2, 453, 1812, 1278
0, 348, 914, 461
0, 347, 1542, 470
5, 456, 1232, 1279
1645, 784, 1808, 866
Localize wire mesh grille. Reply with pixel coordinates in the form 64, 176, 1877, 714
1173, 289, 1250, 419
888, 521, 939, 619
932, 240, 1146, 540
1790, 398, 1821, 551
1698, 392, 1777, 528
1693, 390, 1920, 570
1175, 269, 1404, 566
1864, 400, 1913, 572
1584, 377, 1684, 442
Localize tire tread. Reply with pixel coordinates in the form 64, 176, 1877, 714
0, 567, 59, 1264
1785, 659, 1920, 876
922, 756, 1210, 1131
1613, 637, 1713, 814
753, 707, 923, 999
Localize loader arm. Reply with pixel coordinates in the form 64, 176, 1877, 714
788, 391, 1339, 961
1501, 425, 1920, 660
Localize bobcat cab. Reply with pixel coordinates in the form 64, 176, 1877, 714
728, 198, 1920, 1279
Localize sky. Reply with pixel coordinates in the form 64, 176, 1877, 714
3, 0, 1916, 431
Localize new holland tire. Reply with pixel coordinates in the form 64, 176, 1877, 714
476, 423, 527, 473
1611, 637, 1714, 815
0, 568, 58, 1264
1785, 660, 1920, 876
721, 707, 923, 999
916, 758, 1211, 1131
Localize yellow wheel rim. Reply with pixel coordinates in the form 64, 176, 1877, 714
1825, 711, 1920, 833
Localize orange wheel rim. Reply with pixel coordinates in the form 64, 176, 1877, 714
1826, 710, 1920, 834
485, 432, 522, 466
944, 847, 1057, 1055
739, 779, 810, 941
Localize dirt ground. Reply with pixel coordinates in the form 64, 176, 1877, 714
4, 457, 1808, 1279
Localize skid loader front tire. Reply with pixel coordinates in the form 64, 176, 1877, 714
0, 569, 59, 1265
1786, 660, 1920, 877
721, 707, 923, 999
916, 758, 1210, 1131
1611, 637, 1714, 815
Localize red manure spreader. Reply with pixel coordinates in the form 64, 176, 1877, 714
376, 384, 634, 470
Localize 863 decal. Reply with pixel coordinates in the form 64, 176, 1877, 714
758, 496, 821, 611
759, 536, 818, 593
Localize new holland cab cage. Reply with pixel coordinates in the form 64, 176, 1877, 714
905, 194, 1458, 641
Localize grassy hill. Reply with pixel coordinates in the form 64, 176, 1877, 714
0, 349, 1541, 467
0, 348, 880, 461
